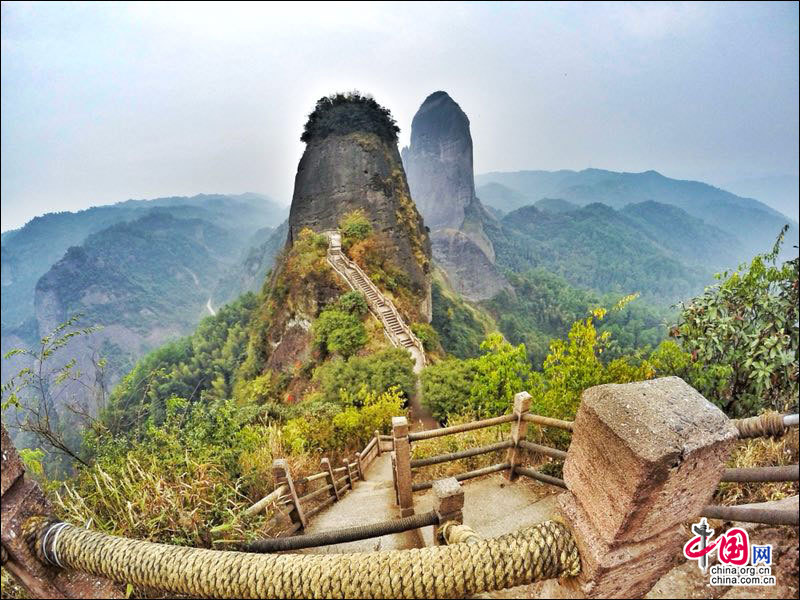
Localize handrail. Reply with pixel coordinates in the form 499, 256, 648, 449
326, 249, 404, 352
521, 414, 573, 431
23, 517, 581, 599
298, 484, 335, 504
513, 466, 567, 489
411, 462, 511, 491
411, 440, 513, 469
244, 484, 288, 517
701, 503, 799, 526
294, 471, 329, 486
720, 465, 799, 482
517, 440, 567, 461
409, 414, 516, 442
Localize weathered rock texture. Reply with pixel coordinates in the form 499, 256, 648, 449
563, 376, 738, 545
402, 91, 508, 301
289, 131, 431, 319
431, 229, 510, 302
539, 376, 739, 599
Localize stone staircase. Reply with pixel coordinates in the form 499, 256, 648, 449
325, 231, 426, 372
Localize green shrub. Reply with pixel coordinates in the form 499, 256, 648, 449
59, 396, 271, 551
411, 322, 440, 352
421, 333, 531, 421
336, 290, 369, 317
421, 359, 478, 421
339, 210, 373, 247
301, 92, 399, 144
283, 386, 405, 453
430, 280, 489, 358
313, 348, 415, 404
313, 309, 367, 358
670, 227, 798, 417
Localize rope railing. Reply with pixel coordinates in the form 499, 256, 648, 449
732, 412, 798, 439
22, 516, 580, 599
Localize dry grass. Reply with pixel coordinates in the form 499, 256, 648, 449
407, 414, 571, 484
409, 415, 512, 482
0, 569, 28, 600
715, 426, 799, 506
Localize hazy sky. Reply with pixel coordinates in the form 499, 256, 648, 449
2, 1, 798, 231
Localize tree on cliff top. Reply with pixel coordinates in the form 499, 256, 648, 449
301, 92, 400, 144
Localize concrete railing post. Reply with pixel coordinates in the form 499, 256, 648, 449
374, 430, 381, 456
505, 391, 531, 481
390, 452, 399, 505
321, 457, 340, 501
273, 459, 307, 530
344, 459, 354, 490
392, 416, 414, 517
536, 377, 738, 599
355, 452, 364, 481
1, 425, 120, 598
432, 478, 464, 545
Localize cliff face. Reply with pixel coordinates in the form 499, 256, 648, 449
401, 91, 477, 231
288, 131, 432, 318
431, 229, 510, 302
402, 91, 508, 301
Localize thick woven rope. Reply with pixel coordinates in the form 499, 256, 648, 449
733, 412, 786, 439
25, 517, 580, 599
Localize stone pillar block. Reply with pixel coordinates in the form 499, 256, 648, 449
392, 416, 414, 517
563, 377, 737, 545
432, 477, 464, 545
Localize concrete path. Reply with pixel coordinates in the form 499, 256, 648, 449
301, 454, 560, 559
298, 453, 425, 554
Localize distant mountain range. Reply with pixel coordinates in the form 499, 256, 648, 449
722, 174, 799, 223
487, 200, 739, 303
1, 193, 288, 401
1, 193, 287, 330
476, 169, 797, 264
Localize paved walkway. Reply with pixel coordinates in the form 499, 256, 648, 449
298, 454, 425, 554
300, 454, 559, 557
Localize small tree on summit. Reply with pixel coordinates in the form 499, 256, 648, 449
301, 92, 400, 144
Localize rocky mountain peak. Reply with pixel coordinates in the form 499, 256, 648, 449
287, 93, 432, 318
402, 91, 509, 301
402, 91, 476, 230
